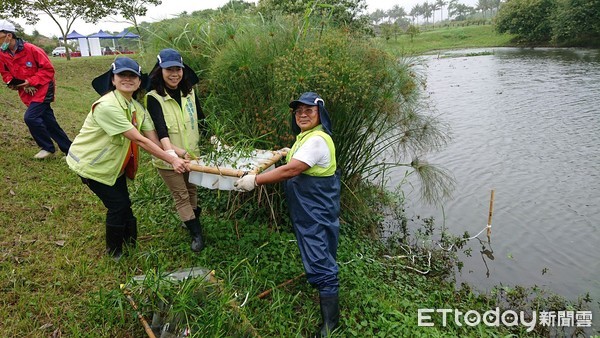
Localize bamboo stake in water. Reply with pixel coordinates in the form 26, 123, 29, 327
487, 190, 495, 240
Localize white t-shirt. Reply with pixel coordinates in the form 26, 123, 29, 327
292, 135, 331, 168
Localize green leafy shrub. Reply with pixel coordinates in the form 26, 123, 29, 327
551, 0, 600, 46
494, 0, 557, 44
140, 11, 454, 238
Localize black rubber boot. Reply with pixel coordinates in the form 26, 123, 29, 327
124, 217, 137, 247
314, 294, 340, 337
184, 218, 205, 252
106, 223, 125, 260
181, 208, 201, 229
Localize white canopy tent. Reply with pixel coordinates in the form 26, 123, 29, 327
87, 30, 115, 56
65, 30, 89, 56
87, 38, 102, 56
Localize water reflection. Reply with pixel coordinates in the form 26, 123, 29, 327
386, 47, 600, 328
477, 237, 494, 278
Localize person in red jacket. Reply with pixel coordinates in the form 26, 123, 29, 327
0, 20, 71, 159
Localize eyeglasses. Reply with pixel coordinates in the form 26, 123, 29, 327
293, 107, 318, 116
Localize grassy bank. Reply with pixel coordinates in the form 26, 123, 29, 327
381, 24, 516, 56
0, 55, 575, 337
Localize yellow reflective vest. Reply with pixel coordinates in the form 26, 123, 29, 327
146, 89, 200, 170
66, 91, 153, 185
286, 124, 336, 177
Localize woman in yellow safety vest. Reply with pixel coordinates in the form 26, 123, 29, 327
145, 49, 206, 252
234, 92, 341, 336
66, 57, 188, 260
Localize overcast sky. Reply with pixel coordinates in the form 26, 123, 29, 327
14, 0, 478, 38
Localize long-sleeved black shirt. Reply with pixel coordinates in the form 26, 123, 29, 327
146, 87, 205, 140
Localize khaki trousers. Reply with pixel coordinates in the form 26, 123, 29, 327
157, 168, 198, 222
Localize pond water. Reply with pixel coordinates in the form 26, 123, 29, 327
387, 47, 600, 328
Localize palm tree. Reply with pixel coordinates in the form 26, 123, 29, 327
369, 8, 387, 25
476, 0, 490, 19
430, 1, 440, 27
387, 4, 408, 23
436, 0, 447, 23
410, 4, 422, 25
422, 1, 433, 25
447, 0, 459, 21
449, 3, 476, 21
383, 5, 408, 40
489, 0, 502, 16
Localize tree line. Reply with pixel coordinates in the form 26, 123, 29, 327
5, 0, 597, 52
1, 0, 162, 60
495, 0, 600, 46
369, 0, 502, 28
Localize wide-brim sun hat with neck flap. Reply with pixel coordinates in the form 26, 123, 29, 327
91, 57, 148, 95
289, 92, 333, 136
148, 48, 199, 86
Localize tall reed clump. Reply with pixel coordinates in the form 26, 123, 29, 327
144, 11, 453, 224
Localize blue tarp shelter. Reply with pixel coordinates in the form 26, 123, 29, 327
65, 30, 86, 39
111, 29, 139, 54
88, 30, 115, 39
87, 30, 115, 56
86, 29, 138, 56
64, 30, 88, 56
115, 29, 140, 39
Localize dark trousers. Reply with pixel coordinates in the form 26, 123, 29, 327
24, 102, 72, 153
82, 174, 134, 225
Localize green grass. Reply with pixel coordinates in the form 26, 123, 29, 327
381, 24, 516, 56
0, 49, 580, 337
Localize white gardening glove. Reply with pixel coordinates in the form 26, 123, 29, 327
234, 175, 257, 192
165, 149, 178, 158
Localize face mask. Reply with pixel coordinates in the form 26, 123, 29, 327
1, 36, 9, 51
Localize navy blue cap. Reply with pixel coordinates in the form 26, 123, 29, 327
157, 48, 184, 68
289, 92, 333, 135
92, 57, 147, 95
111, 57, 141, 76
147, 49, 199, 90
289, 92, 324, 109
